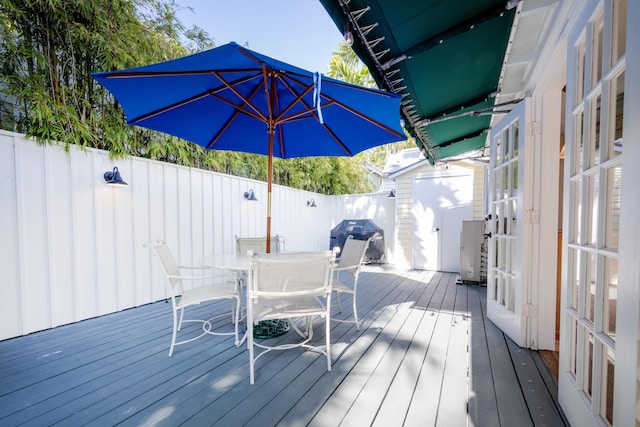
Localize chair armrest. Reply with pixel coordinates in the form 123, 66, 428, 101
333, 264, 358, 272
166, 272, 237, 282
177, 264, 213, 270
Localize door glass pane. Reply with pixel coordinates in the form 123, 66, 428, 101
601, 345, 615, 426
504, 126, 510, 162
574, 111, 584, 173
586, 252, 596, 324
612, 0, 627, 64
603, 257, 618, 341
605, 166, 621, 250
570, 316, 578, 378
590, 94, 602, 168
506, 238, 513, 273
587, 174, 599, 246
502, 201, 510, 235
510, 199, 517, 236
513, 120, 519, 157
502, 166, 509, 199
571, 180, 582, 243
511, 160, 518, 197
577, 41, 586, 103
609, 71, 624, 159
508, 276, 515, 312
584, 330, 594, 399
592, 19, 603, 87
570, 248, 580, 310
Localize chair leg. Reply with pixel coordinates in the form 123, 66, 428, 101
352, 293, 359, 330
233, 295, 241, 346
177, 307, 185, 331
335, 291, 343, 313
169, 308, 179, 357
248, 319, 255, 385
325, 312, 331, 371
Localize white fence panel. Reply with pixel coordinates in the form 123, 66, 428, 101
0, 134, 21, 338
0, 129, 396, 341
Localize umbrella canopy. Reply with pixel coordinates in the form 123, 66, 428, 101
92, 42, 404, 251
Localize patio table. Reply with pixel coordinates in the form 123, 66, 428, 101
200, 253, 291, 339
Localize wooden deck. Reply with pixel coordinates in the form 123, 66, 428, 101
0, 267, 567, 426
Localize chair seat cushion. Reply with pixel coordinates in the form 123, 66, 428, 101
177, 282, 236, 308
252, 296, 325, 321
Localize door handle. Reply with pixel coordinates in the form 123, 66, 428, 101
433, 227, 440, 232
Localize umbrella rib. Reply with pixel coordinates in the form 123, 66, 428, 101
206, 81, 268, 149
103, 69, 262, 78
321, 91, 404, 138
125, 72, 264, 123
272, 75, 314, 125
130, 92, 209, 123
280, 73, 403, 137
213, 71, 268, 123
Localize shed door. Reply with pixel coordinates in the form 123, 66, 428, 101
412, 172, 473, 271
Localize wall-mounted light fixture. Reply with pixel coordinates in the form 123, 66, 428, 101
104, 167, 127, 186
388, 189, 396, 198
307, 199, 317, 207
344, 21, 354, 47
244, 189, 258, 201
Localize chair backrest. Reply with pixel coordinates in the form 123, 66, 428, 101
248, 251, 335, 299
338, 237, 371, 276
151, 242, 182, 294
236, 235, 285, 254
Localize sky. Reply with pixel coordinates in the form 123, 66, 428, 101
176, 1, 345, 73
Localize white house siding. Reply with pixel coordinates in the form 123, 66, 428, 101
471, 163, 487, 219
0, 130, 397, 341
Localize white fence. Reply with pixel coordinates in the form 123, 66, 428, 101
0, 130, 395, 340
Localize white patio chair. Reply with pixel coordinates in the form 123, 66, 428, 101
246, 250, 335, 384
331, 236, 371, 330
236, 235, 285, 254
151, 241, 241, 356
235, 235, 285, 287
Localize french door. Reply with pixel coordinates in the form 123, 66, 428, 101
559, 1, 626, 425
487, 98, 530, 347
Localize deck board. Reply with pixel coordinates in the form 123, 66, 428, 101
0, 266, 567, 426
468, 282, 501, 427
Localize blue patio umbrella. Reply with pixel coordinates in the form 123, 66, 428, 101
92, 42, 404, 251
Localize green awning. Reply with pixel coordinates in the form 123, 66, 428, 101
319, 0, 516, 164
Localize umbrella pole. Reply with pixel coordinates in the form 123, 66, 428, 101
266, 130, 273, 253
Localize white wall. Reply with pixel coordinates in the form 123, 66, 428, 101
0, 130, 395, 340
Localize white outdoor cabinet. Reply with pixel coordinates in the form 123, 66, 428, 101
459, 220, 485, 283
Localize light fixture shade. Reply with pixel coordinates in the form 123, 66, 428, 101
244, 189, 258, 201
104, 167, 127, 186
388, 189, 396, 198
344, 22, 354, 46
307, 199, 317, 207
